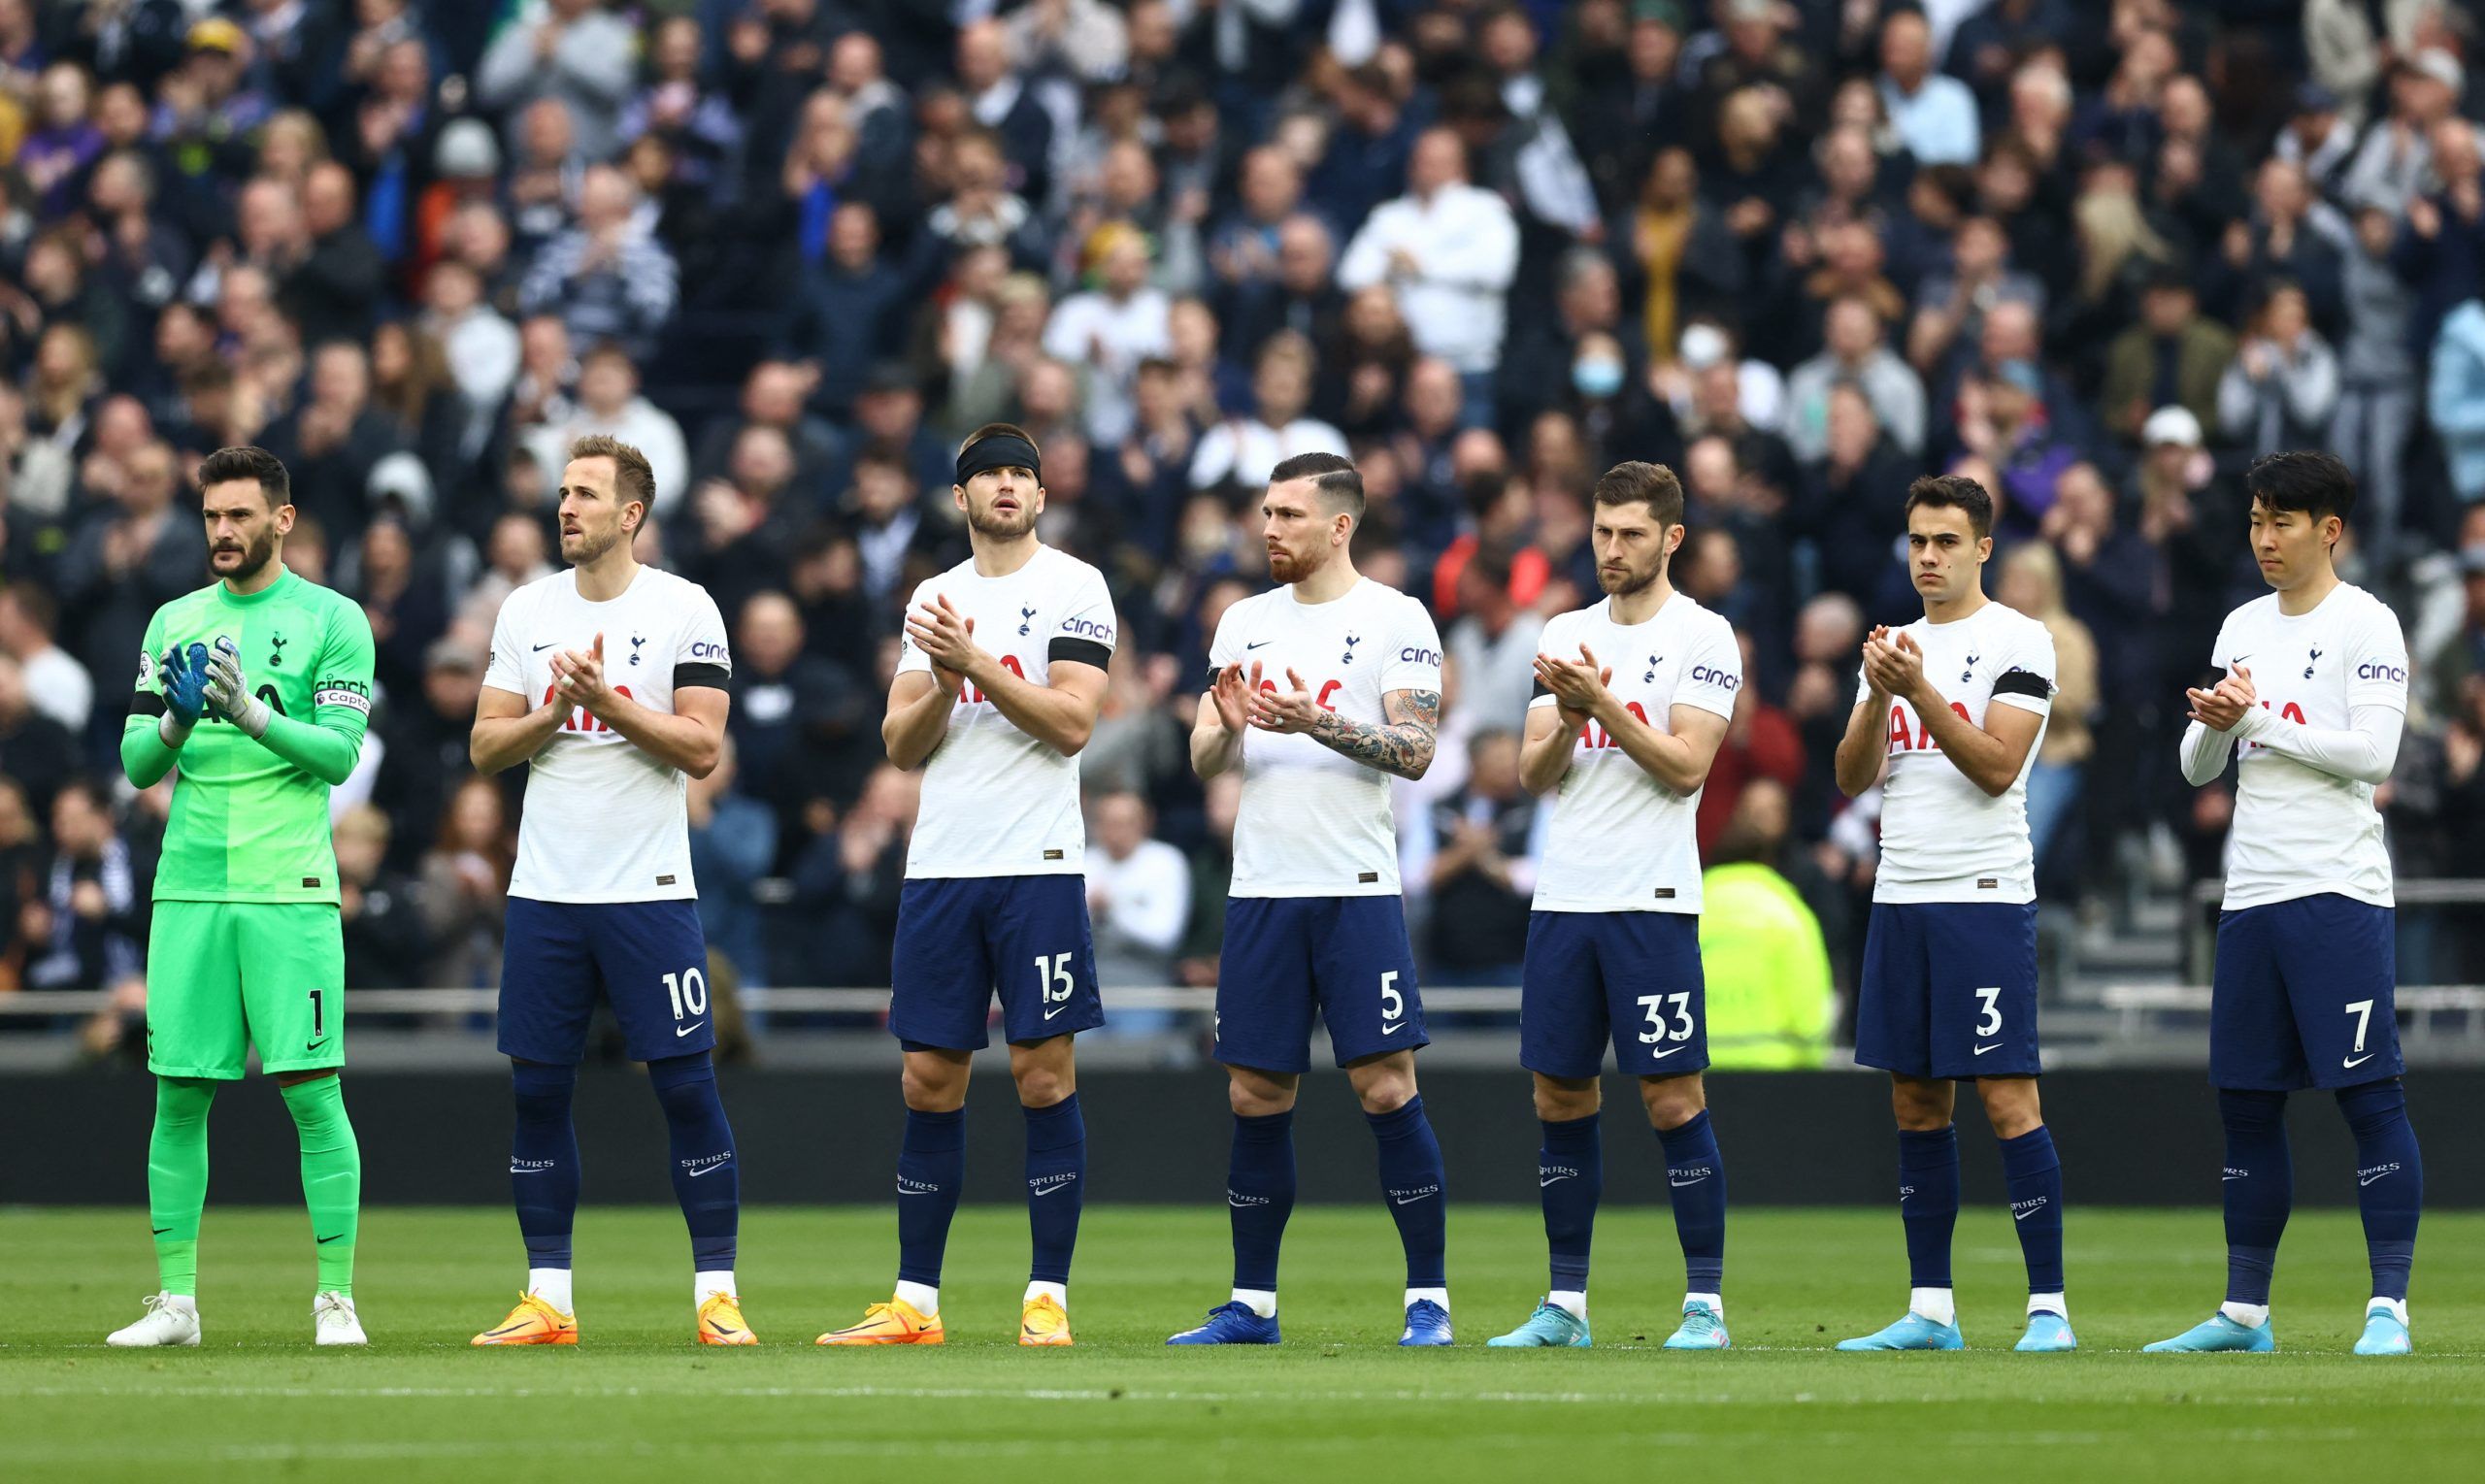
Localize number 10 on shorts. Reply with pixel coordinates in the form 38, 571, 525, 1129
664, 967, 709, 1021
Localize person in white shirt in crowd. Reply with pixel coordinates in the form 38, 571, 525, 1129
1786, 296, 1929, 463
1086, 789, 1193, 1035
0, 584, 93, 733
528, 344, 690, 521
1189, 332, 1347, 493
1338, 126, 1519, 419
1877, 8, 1980, 167
1044, 223, 1173, 448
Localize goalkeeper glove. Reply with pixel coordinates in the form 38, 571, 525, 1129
155, 642, 211, 744
202, 635, 273, 739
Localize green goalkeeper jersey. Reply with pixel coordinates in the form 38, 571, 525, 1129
122, 568, 376, 905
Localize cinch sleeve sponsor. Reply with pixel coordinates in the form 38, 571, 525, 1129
483, 585, 527, 695
2345, 603, 2411, 710
315, 598, 380, 742
1048, 566, 1117, 672
675, 582, 734, 689
1676, 613, 1743, 720
1379, 596, 1444, 694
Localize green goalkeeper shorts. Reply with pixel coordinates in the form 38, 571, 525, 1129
145, 901, 346, 1079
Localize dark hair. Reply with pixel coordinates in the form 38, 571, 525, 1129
197, 445, 290, 506
566, 433, 657, 518
962, 421, 1039, 458
2245, 449, 2357, 534
1904, 473, 1995, 540
52, 775, 112, 819
1270, 450, 1364, 517
1592, 460, 1685, 528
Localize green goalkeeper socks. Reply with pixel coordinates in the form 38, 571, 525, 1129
281, 1076, 361, 1297
149, 1078, 216, 1297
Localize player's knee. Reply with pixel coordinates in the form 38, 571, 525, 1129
1890, 1080, 1951, 1130
1640, 1074, 1706, 1131
2335, 1078, 2405, 1137
1979, 1087, 2041, 1139
1531, 1079, 1598, 1123
901, 1062, 968, 1113
1227, 1074, 1296, 1118
1353, 1071, 1416, 1116
1013, 1065, 1071, 1109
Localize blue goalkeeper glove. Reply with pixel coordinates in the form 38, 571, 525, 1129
155, 642, 211, 742
201, 635, 273, 739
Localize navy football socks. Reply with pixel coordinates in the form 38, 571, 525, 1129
1368, 1097, 1447, 1289
1023, 1093, 1086, 1286
1997, 1124, 2065, 1297
509, 1061, 580, 1269
2218, 1089, 2291, 1307
1228, 1109, 1297, 1293
2337, 1081, 2422, 1303
1897, 1125, 1961, 1290
1538, 1113, 1602, 1294
896, 1106, 967, 1289
1656, 1109, 1726, 1294
648, 1052, 738, 1270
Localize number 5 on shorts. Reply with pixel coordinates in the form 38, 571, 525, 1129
1380, 971, 1404, 1027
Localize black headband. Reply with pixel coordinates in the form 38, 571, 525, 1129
956, 435, 1042, 487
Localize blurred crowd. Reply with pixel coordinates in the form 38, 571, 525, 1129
11, 0, 2485, 1046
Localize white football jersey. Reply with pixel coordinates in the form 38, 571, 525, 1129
1529, 593, 1742, 914
899, 544, 1118, 878
1858, 599, 2056, 904
1210, 577, 1443, 897
484, 566, 733, 903
2204, 582, 2406, 910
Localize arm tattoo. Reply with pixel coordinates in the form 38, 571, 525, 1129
1310, 688, 1440, 780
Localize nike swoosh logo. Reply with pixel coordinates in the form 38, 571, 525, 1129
1245, 641, 1272, 650
152, 1227, 174, 1236
899, 1188, 929, 1197
1974, 1042, 2005, 1055
1032, 1182, 1074, 1197
1044, 1005, 1069, 1020
1647, 1045, 1686, 1059
1669, 1175, 1706, 1187
305, 1038, 329, 1053
2013, 1207, 2039, 1221
709, 1322, 741, 1335
2221, 1174, 2244, 1181
511, 1167, 547, 1175
2359, 1171, 2391, 1187
2344, 1053, 2375, 1069
532, 642, 559, 652
686, 1162, 732, 1177
2229, 655, 2250, 666
1381, 1020, 1408, 1034
1540, 1174, 1574, 1187
1392, 1193, 1432, 1205
676, 1022, 705, 1038
483, 1322, 532, 1336
317, 1234, 344, 1243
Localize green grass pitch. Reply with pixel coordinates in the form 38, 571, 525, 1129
2, 1204, 2478, 1482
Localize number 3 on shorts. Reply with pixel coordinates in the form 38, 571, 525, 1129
1974, 985, 2003, 1038
1380, 970, 1404, 1026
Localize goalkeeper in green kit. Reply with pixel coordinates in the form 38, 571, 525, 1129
107, 446, 377, 1348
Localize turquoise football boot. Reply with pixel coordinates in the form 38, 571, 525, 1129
1485, 1301, 1590, 1348
1663, 1300, 1729, 1350
2142, 1313, 2275, 1352
2353, 1306, 2410, 1356
2015, 1311, 2076, 1353
1837, 1311, 1965, 1350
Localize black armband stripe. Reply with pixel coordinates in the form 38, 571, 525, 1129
1991, 668, 2054, 700
1531, 679, 1552, 700
673, 663, 731, 689
1049, 637, 1113, 672
130, 692, 167, 717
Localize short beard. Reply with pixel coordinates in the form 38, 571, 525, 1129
218, 530, 281, 584
564, 524, 626, 566
967, 504, 1038, 540
1599, 560, 1662, 597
